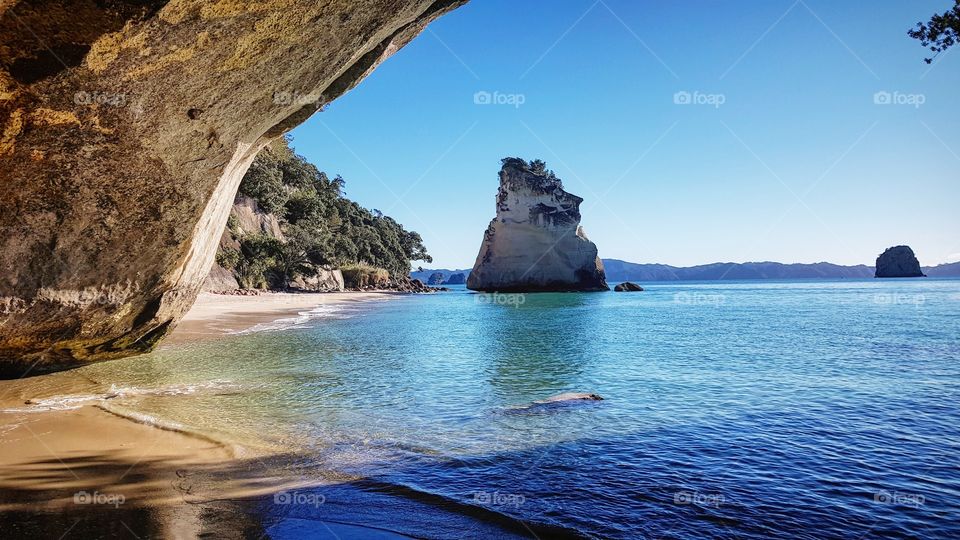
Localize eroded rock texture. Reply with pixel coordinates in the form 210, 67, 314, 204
875, 245, 925, 278
467, 158, 608, 293
0, 0, 466, 376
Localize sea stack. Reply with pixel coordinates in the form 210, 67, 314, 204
467, 158, 608, 292
875, 245, 925, 278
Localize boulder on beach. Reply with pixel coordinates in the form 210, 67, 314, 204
613, 282, 644, 292
466, 158, 608, 292
875, 246, 925, 278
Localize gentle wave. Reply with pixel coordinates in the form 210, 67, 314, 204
1, 380, 244, 413
230, 304, 354, 335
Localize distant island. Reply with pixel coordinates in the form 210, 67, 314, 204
875, 245, 926, 278
414, 259, 960, 283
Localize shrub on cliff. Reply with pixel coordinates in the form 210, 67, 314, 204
227, 136, 431, 288
341, 263, 391, 288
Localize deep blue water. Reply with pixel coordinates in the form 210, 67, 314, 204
42, 279, 960, 538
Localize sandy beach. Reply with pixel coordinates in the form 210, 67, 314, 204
166, 291, 398, 344
0, 291, 400, 537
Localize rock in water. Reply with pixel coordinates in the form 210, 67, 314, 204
427, 272, 445, 285
466, 158, 608, 292
0, 0, 466, 376
614, 282, 644, 292
443, 272, 466, 285
875, 246, 925, 278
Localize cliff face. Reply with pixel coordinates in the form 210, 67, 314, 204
875, 246, 925, 278
467, 158, 608, 292
0, 0, 466, 376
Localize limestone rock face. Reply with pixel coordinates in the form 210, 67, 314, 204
0, 0, 466, 376
231, 196, 284, 240
466, 158, 608, 292
290, 267, 345, 292
202, 265, 240, 293
875, 245, 925, 278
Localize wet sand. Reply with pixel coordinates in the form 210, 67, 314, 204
166, 291, 398, 344
0, 291, 404, 538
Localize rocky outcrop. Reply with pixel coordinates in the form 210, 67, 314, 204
613, 282, 643, 292
466, 158, 608, 292
0, 0, 466, 376
443, 272, 466, 285
290, 267, 345, 292
875, 246, 925, 278
231, 196, 284, 240
427, 272, 445, 285
202, 264, 240, 293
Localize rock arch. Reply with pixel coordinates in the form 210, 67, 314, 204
0, 0, 467, 376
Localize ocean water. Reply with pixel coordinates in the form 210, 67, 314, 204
20, 279, 960, 538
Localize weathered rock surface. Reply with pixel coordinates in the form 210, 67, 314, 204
0, 0, 466, 376
875, 246, 925, 278
613, 281, 643, 292
443, 272, 466, 285
290, 267, 345, 292
466, 158, 608, 292
231, 196, 284, 240
427, 272, 445, 285
202, 264, 240, 293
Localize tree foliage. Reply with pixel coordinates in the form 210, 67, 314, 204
225, 137, 432, 288
909, 0, 960, 63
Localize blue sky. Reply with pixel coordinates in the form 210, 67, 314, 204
290, 0, 959, 269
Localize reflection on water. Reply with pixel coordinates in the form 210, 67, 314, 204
2, 280, 960, 538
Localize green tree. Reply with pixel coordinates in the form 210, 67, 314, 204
909, 1, 960, 63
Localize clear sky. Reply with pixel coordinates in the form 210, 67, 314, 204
290, 0, 959, 269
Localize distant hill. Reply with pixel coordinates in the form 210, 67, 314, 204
924, 261, 960, 277
410, 268, 472, 283
602, 259, 874, 281
412, 260, 960, 283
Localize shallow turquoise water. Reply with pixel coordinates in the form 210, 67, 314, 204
62, 279, 960, 537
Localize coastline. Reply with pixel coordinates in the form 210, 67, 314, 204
165, 290, 400, 345
0, 290, 402, 532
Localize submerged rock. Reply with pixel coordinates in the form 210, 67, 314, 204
613, 281, 644, 292
466, 158, 608, 292
875, 246, 925, 278
534, 392, 604, 404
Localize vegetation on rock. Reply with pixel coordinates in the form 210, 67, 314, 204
219, 137, 432, 289
341, 263, 392, 289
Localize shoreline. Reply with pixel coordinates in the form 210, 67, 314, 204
164, 290, 401, 345
0, 290, 403, 526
